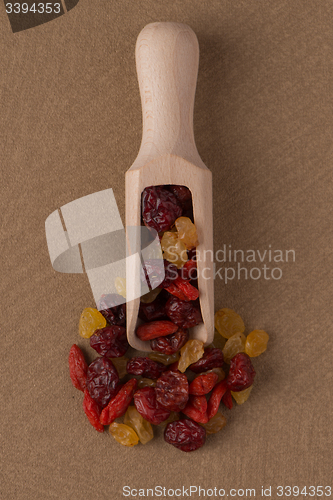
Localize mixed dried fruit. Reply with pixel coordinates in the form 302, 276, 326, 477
68, 186, 270, 451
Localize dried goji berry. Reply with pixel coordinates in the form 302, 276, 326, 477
155, 371, 189, 411
82, 389, 104, 433
164, 282, 188, 301
68, 344, 88, 392
134, 387, 170, 425
136, 320, 178, 341
164, 419, 206, 452
100, 379, 137, 425
189, 348, 224, 373
173, 276, 199, 301
182, 400, 208, 424
178, 259, 197, 281
126, 357, 166, 379
189, 394, 207, 413
227, 353, 256, 392
189, 372, 219, 396
222, 390, 233, 410
207, 379, 228, 420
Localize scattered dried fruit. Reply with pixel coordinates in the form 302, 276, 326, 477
189, 347, 224, 373
124, 406, 154, 444
165, 297, 202, 329
150, 328, 189, 355
148, 351, 180, 366
126, 357, 166, 379
142, 186, 182, 233
86, 357, 119, 408
201, 412, 227, 435
109, 422, 139, 447
227, 353, 256, 392
90, 326, 129, 358
214, 308, 245, 339
189, 372, 219, 396
68, 344, 88, 392
100, 379, 137, 425
155, 371, 189, 411
223, 332, 246, 364
178, 339, 204, 373
245, 330, 269, 357
207, 380, 228, 420
231, 385, 253, 405
82, 389, 104, 433
164, 419, 206, 452
79, 307, 106, 339
134, 387, 170, 425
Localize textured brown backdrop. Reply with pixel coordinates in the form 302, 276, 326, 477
1, 1, 332, 499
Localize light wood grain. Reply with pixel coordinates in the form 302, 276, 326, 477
126, 22, 214, 350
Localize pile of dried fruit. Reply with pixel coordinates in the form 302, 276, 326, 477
69, 305, 269, 451
68, 185, 269, 451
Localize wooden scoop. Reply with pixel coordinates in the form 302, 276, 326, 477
125, 22, 214, 351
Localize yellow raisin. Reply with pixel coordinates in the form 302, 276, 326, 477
124, 406, 154, 444
109, 422, 139, 447
206, 367, 225, 383
140, 287, 162, 304
148, 351, 180, 366
115, 277, 126, 298
245, 330, 269, 357
231, 385, 253, 404
214, 308, 245, 339
174, 217, 199, 250
137, 378, 157, 388
79, 307, 106, 339
201, 412, 227, 434
178, 339, 204, 373
161, 232, 188, 268
209, 330, 227, 350
223, 332, 246, 364
157, 411, 180, 428
111, 357, 129, 379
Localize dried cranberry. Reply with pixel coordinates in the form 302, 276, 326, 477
227, 353, 256, 392
126, 357, 166, 379
142, 186, 182, 233
168, 185, 192, 204
139, 291, 168, 322
90, 326, 129, 358
189, 348, 224, 373
150, 328, 189, 355
97, 294, 126, 326
86, 357, 119, 408
134, 386, 170, 425
164, 419, 206, 452
165, 297, 202, 329
159, 260, 179, 288
155, 371, 189, 411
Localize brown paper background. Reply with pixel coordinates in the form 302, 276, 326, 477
1, 1, 332, 499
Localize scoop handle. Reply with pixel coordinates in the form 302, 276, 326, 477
135, 22, 201, 162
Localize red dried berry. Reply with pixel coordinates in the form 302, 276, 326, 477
164, 419, 206, 452
173, 276, 199, 301
190, 394, 207, 413
97, 293, 126, 326
178, 259, 197, 281
182, 400, 208, 424
189, 348, 224, 373
82, 389, 104, 433
68, 344, 88, 392
227, 353, 256, 392
168, 185, 192, 204
100, 379, 137, 425
134, 386, 171, 425
126, 357, 166, 379
90, 326, 129, 358
139, 292, 168, 322
86, 357, 119, 408
165, 297, 202, 329
207, 380, 228, 420
164, 282, 188, 301
142, 186, 182, 233
136, 320, 178, 341
222, 389, 233, 410
155, 371, 189, 411
189, 372, 219, 396
150, 328, 189, 355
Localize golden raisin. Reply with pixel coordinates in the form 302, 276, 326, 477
245, 330, 269, 357
206, 367, 225, 383
140, 287, 162, 304
174, 217, 198, 250
148, 351, 180, 366
109, 422, 139, 447
161, 232, 188, 268
79, 308, 107, 339
178, 339, 204, 373
231, 385, 253, 404
111, 357, 129, 379
137, 378, 157, 389
115, 277, 126, 298
201, 412, 227, 434
223, 332, 246, 364
124, 406, 154, 444
214, 308, 245, 339
209, 330, 227, 350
